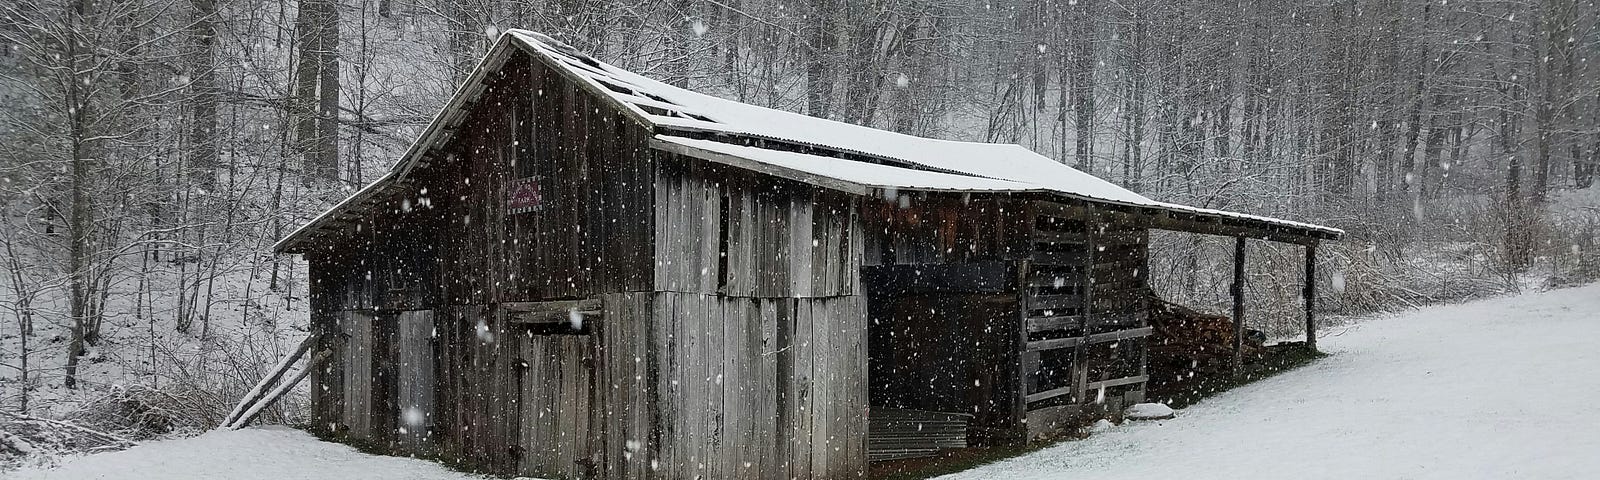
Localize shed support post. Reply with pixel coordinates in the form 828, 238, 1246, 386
1014, 259, 1031, 442
1231, 237, 1246, 372
1304, 242, 1318, 352
1074, 207, 1096, 407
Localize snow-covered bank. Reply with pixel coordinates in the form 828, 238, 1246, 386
10, 426, 491, 480
11, 284, 1597, 479
940, 283, 1600, 480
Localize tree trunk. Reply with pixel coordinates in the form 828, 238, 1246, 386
294, 0, 340, 183
1421, 115, 1447, 200
1319, 0, 1359, 204
315, 0, 341, 182
1068, 0, 1096, 170
804, 0, 837, 118
189, 0, 219, 187
63, 0, 97, 390
1123, 18, 1147, 191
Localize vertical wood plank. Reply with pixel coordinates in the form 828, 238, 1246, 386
790, 299, 813, 480
518, 328, 537, 475
757, 299, 781, 480
653, 160, 670, 292
809, 300, 830, 477
632, 293, 654, 480
343, 312, 373, 439
792, 194, 815, 296
397, 310, 435, 453
654, 293, 679, 478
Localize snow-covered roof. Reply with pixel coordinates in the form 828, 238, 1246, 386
275, 31, 1340, 253
507, 31, 1341, 237
652, 136, 1043, 194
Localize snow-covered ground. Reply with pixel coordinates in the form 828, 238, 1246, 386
943, 282, 1600, 480
10, 426, 488, 480
12, 284, 1599, 479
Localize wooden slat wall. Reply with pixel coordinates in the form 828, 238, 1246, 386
1018, 200, 1153, 437
650, 293, 866, 480
1089, 216, 1150, 322
654, 156, 859, 298
429, 305, 520, 474
421, 52, 655, 306
596, 293, 653, 480
1084, 210, 1149, 409
308, 209, 441, 314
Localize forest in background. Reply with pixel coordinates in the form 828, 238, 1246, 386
1, 0, 1598, 456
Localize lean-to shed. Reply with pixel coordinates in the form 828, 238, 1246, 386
275, 30, 1342, 479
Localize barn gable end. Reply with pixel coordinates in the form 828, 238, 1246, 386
299, 44, 873, 479
302, 47, 664, 475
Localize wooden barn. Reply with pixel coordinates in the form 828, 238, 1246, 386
274, 31, 1342, 480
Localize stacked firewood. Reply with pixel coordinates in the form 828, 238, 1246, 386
1146, 293, 1264, 378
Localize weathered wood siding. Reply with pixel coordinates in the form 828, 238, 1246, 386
428, 53, 657, 304
648, 154, 868, 478
862, 196, 1157, 445
516, 324, 597, 478
1082, 208, 1150, 411
649, 293, 867, 480
1021, 200, 1151, 438
304, 48, 660, 475
653, 156, 860, 298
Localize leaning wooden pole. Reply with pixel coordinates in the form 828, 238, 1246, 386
230, 349, 332, 430
1305, 242, 1318, 352
1231, 237, 1246, 371
222, 334, 317, 427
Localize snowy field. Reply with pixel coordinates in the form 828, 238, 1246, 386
942, 282, 1600, 480
12, 283, 1599, 480
10, 427, 487, 480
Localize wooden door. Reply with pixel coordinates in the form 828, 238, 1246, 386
341, 311, 374, 438
395, 310, 435, 452
516, 331, 599, 479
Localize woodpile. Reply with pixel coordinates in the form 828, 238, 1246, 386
867, 408, 971, 462
1147, 295, 1264, 379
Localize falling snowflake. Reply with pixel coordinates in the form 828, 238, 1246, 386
401, 407, 427, 429
476, 319, 495, 342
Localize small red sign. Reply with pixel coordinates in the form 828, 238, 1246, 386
507, 177, 543, 214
